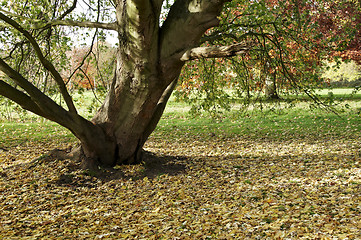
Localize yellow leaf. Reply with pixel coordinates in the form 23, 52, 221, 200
274, 231, 285, 239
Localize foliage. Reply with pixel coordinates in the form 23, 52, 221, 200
315, 0, 361, 63
65, 42, 116, 91
0, 0, 73, 93
175, 0, 361, 114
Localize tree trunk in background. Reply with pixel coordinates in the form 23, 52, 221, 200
265, 73, 279, 99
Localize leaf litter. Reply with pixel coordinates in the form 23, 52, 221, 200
0, 124, 361, 239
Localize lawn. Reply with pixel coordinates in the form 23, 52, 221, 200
0, 91, 361, 239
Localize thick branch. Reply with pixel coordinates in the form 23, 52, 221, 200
0, 58, 73, 127
180, 42, 253, 61
158, 0, 228, 83
0, 80, 48, 118
141, 78, 178, 144
0, 11, 77, 114
40, 20, 118, 30
160, 0, 226, 59
132, 0, 164, 11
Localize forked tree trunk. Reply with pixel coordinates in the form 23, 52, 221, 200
0, 1, 253, 168
70, 0, 227, 167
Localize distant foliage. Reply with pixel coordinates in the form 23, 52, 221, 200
176, 0, 328, 114
64, 42, 116, 91
175, 0, 361, 115
322, 61, 361, 87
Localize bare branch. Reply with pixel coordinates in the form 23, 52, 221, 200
180, 42, 254, 61
58, 0, 78, 20
66, 27, 97, 86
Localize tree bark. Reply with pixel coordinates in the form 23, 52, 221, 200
70, 0, 230, 167
264, 73, 280, 99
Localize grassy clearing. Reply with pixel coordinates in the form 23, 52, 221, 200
0, 122, 74, 147
157, 99, 361, 142
289, 88, 361, 100
1, 87, 360, 122
314, 88, 361, 100
0, 93, 361, 239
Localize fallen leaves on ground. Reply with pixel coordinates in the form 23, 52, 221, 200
1, 130, 361, 239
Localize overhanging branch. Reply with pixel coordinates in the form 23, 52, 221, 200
0, 80, 47, 118
38, 20, 118, 31
0, 58, 73, 125
180, 42, 254, 61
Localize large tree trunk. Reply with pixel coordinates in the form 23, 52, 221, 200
70, 0, 227, 167
0, 0, 253, 168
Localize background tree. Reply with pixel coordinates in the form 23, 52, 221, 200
175, 0, 361, 113
317, 0, 361, 63
316, 0, 361, 90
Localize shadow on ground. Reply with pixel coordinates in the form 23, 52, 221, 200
97, 151, 188, 182
35, 150, 188, 187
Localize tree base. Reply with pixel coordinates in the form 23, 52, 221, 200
69, 144, 145, 169
26, 146, 186, 187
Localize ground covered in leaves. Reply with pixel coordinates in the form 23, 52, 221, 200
1, 113, 361, 239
